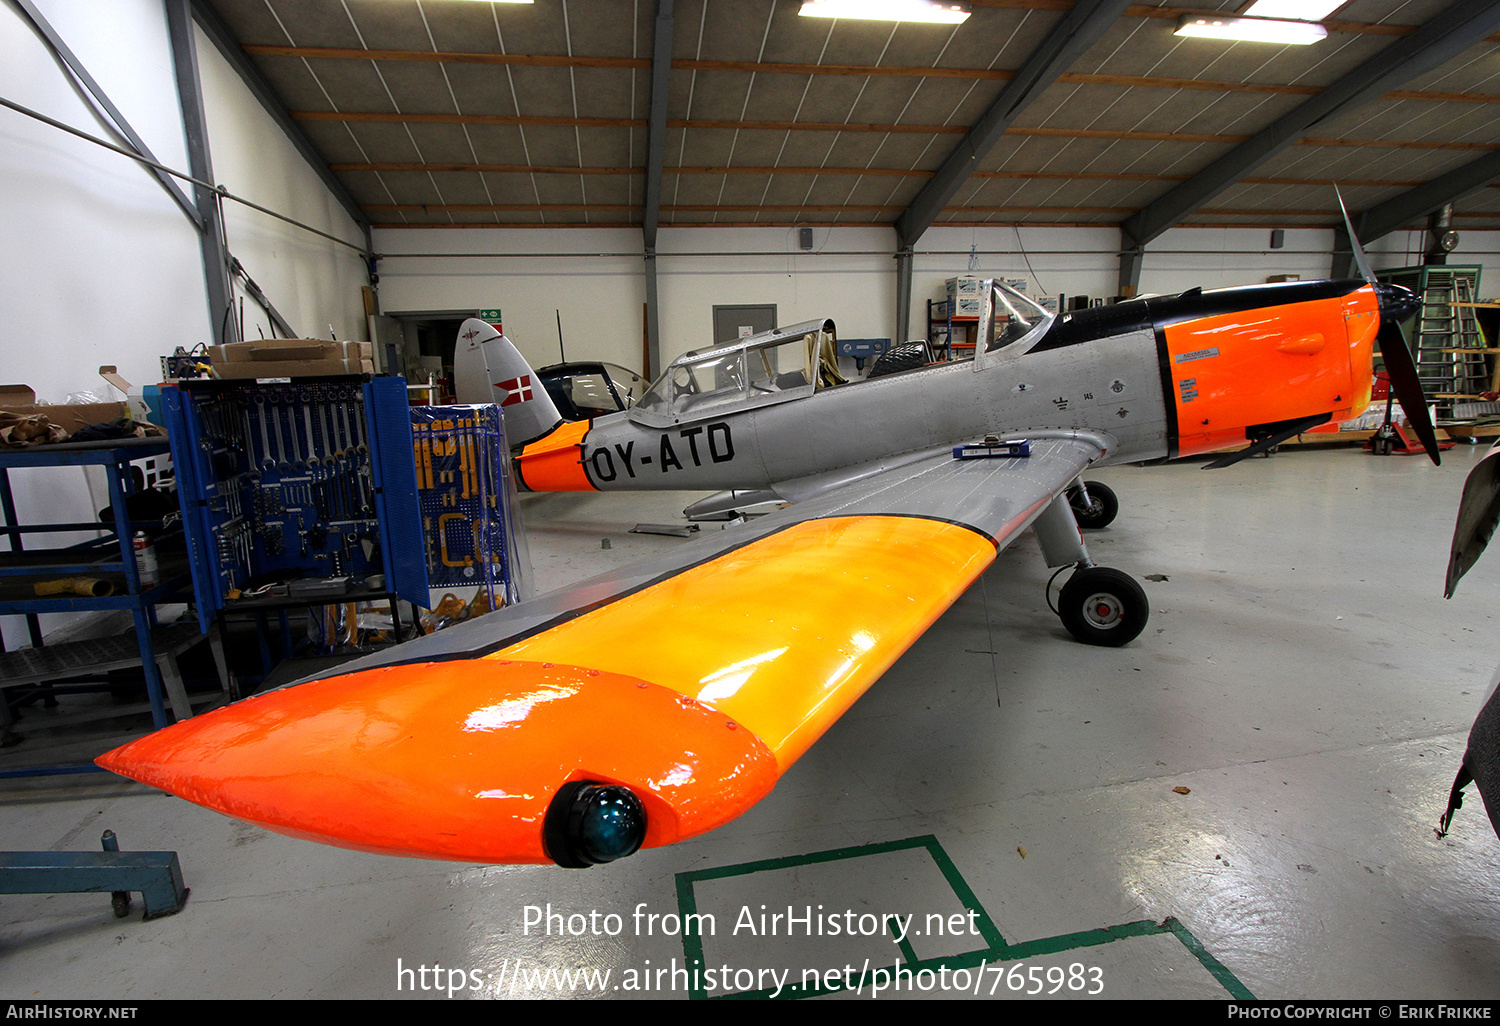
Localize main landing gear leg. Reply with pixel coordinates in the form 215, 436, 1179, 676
1033, 493, 1148, 647
1066, 478, 1118, 529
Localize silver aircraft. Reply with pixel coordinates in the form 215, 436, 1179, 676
101, 275, 1433, 868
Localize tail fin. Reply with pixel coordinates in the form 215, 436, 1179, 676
452, 318, 563, 446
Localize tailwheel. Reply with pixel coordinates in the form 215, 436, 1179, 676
1058, 566, 1148, 647
1067, 480, 1118, 529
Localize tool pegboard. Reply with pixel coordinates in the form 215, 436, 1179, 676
162, 375, 429, 631
411, 405, 528, 609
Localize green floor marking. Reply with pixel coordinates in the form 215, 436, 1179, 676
673, 834, 1254, 1001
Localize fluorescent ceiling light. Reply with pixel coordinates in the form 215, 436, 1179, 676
1175, 14, 1328, 44
798, 1, 971, 25
1242, 0, 1343, 20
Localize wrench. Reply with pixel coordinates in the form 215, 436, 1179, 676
337, 395, 353, 459
301, 393, 320, 468
241, 406, 260, 479
279, 395, 301, 470
254, 395, 274, 471
323, 400, 341, 459
263, 392, 286, 473
350, 393, 368, 454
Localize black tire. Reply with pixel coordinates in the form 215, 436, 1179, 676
866, 342, 931, 378
1067, 480, 1118, 529
1058, 567, 1148, 647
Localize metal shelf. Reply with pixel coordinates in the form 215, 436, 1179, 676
0, 438, 196, 729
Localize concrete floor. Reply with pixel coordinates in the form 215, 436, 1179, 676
2, 444, 1499, 1000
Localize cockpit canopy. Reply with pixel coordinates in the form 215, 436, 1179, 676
972, 281, 1052, 363
630, 318, 840, 428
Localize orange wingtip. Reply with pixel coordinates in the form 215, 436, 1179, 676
97, 660, 778, 864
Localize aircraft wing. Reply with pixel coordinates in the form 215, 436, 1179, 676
99, 431, 1111, 865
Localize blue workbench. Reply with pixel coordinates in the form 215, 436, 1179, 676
0, 437, 194, 729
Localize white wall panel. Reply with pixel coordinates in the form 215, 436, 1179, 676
0, 0, 208, 644
0, 0, 208, 397
376, 220, 1500, 381
0, 0, 375, 645
373, 227, 648, 370
194, 23, 368, 344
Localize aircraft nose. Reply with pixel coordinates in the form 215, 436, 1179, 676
1374, 282, 1419, 323
97, 659, 778, 865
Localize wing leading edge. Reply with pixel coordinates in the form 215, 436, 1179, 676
99, 433, 1107, 864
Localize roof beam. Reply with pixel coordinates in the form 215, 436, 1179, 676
245, 45, 1500, 105
165, 0, 235, 345
1119, 0, 1500, 255
243, 0, 1500, 58
641, 0, 673, 252
642, 0, 674, 384
244, 45, 650, 70
1354, 151, 1500, 243
292, 111, 1500, 153
974, 0, 1500, 41
375, 201, 1474, 219
328, 162, 1438, 190
894, 0, 1132, 248
1333, 150, 1500, 277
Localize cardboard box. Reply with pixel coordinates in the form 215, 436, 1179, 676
0, 385, 128, 435
209, 339, 371, 366
210, 358, 376, 380
207, 339, 374, 380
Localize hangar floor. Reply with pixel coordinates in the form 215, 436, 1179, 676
2, 444, 1499, 1001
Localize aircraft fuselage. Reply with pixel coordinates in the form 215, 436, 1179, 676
516, 279, 1380, 495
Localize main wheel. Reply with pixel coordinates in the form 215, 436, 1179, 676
1067, 480, 1118, 529
1058, 567, 1148, 647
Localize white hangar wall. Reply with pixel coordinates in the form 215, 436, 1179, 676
0, 0, 364, 646
193, 21, 369, 346
375, 223, 1126, 371
377, 221, 1500, 377
0, 0, 367, 399
0, 0, 209, 650
373, 228, 651, 370
0, 0, 208, 400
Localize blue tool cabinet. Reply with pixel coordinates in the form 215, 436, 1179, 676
162, 375, 429, 633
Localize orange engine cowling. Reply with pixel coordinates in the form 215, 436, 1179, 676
1165, 284, 1380, 459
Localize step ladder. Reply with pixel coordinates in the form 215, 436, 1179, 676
1379, 265, 1488, 416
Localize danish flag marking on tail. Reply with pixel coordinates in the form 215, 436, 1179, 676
496, 375, 534, 407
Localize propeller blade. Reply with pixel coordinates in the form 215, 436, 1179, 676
1376, 317, 1441, 466
1445, 439, 1500, 597
1336, 184, 1377, 285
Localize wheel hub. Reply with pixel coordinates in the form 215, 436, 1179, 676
1082, 592, 1123, 629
